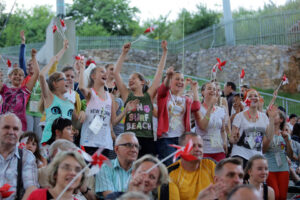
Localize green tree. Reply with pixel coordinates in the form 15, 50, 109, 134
67, 0, 140, 36
0, 5, 54, 47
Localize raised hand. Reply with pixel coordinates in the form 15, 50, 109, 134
161, 40, 168, 52
122, 43, 131, 54
63, 39, 69, 50
190, 80, 199, 91
197, 182, 225, 200
125, 99, 140, 112
20, 30, 25, 43
31, 48, 37, 58
267, 105, 278, 119
166, 66, 174, 77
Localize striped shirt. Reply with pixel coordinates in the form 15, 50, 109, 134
95, 158, 132, 193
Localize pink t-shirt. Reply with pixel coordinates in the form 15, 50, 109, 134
0, 84, 31, 131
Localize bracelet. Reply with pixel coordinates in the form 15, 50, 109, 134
204, 115, 210, 121
82, 187, 91, 195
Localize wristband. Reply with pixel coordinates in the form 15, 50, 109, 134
204, 115, 210, 121
82, 187, 91, 195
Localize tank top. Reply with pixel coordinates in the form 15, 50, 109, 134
80, 89, 113, 150
41, 95, 74, 143
124, 92, 153, 138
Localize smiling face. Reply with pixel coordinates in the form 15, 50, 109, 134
182, 135, 203, 160
248, 159, 269, 184
115, 134, 139, 164
55, 156, 83, 190
170, 73, 184, 94
9, 69, 24, 87
63, 69, 75, 89
92, 67, 107, 86
128, 73, 144, 92
203, 82, 216, 100
246, 90, 260, 108
132, 161, 160, 194
0, 114, 22, 147
106, 64, 115, 80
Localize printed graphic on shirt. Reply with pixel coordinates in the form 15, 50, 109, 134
237, 126, 265, 151
125, 103, 152, 131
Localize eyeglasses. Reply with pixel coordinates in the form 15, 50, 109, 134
56, 77, 67, 82
59, 164, 82, 173
118, 143, 141, 150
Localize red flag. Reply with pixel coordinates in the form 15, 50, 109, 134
169, 139, 198, 162
7, 59, 11, 67
75, 55, 84, 60
240, 69, 245, 79
244, 98, 251, 107
0, 183, 14, 198
144, 25, 157, 34
52, 25, 58, 33
60, 19, 65, 28
18, 142, 26, 149
282, 74, 289, 85
216, 58, 226, 71
91, 151, 109, 168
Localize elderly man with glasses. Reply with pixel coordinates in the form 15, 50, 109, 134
95, 132, 140, 199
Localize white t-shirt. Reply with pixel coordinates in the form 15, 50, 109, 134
80, 89, 113, 150
196, 106, 225, 153
231, 111, 269, 160
162, 94, 186, 138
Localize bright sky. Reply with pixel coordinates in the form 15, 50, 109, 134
4, 0, 287, 23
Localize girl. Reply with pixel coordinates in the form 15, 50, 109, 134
263, 110, 293, 200
113, 41, 168, 157
229, 89, 277, 168
19, 132, 47, 168
195, 82, 227, 161
78, 59, 136, 156
157, 67, 200, 165
39, 40, 75, 144
244, 155, 275, 200
0, 49, 39, 131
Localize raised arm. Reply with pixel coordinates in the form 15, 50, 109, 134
164, 66, 174, 88
148, 40, 168, 99
113, 43, 131, 102
19, 30, 27, 76
25, 49, 39, 91
78, 59, 91, 100
262, 106, 277, 153
48, 40, 69, 76
40, 40, 68, 100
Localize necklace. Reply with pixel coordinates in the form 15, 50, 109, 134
247, 110, 258, 121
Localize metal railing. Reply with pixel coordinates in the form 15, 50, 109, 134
0, 42, 44, 57
75, 10, 300, 53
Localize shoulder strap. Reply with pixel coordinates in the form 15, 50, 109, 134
263, 183, 268, 200
15, 148, 24, 200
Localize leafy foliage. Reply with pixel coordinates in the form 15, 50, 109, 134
67, 0, 140, 36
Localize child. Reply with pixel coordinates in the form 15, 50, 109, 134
19, 132, 47, 168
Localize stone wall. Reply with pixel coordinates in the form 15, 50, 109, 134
79, 44, 300, 93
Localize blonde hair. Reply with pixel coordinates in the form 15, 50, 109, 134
47, 151, 87, 189
8, 68, 24, 76
132, 155, 169, 185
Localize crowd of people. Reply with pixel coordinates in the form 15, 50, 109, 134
0, 30, 299, 200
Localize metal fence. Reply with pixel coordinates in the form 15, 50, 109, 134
75, 10, 300, 53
